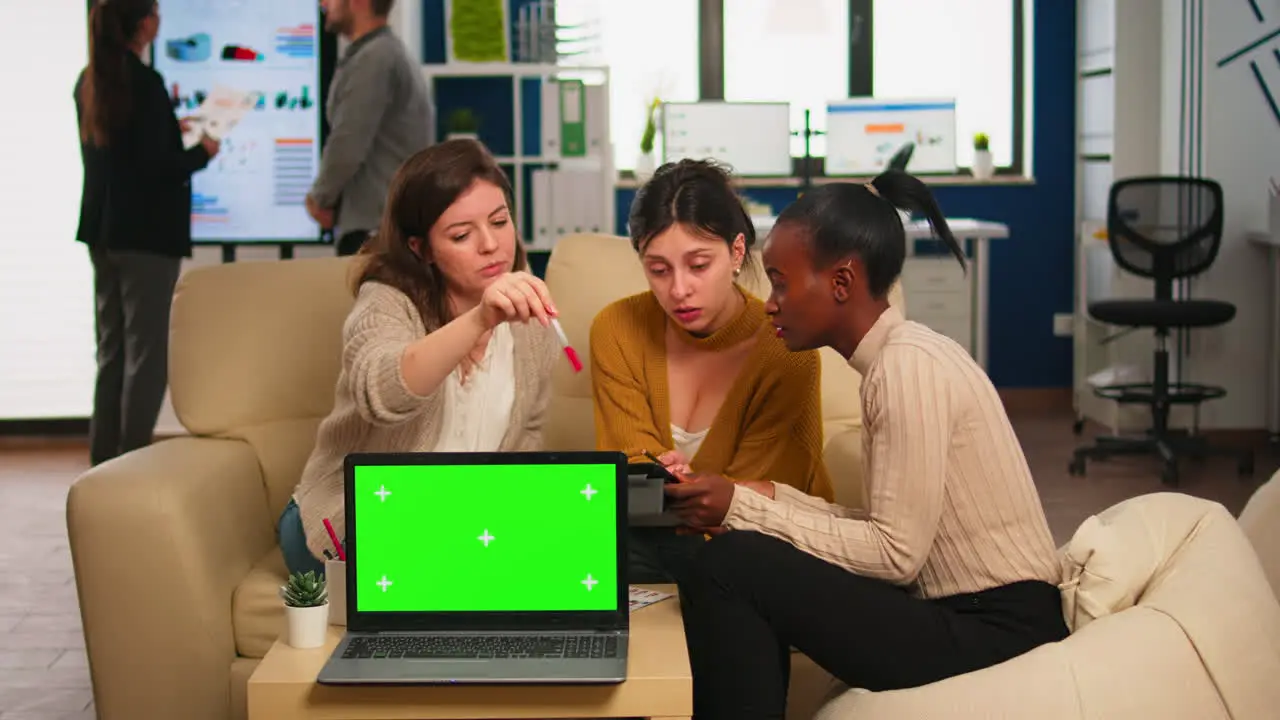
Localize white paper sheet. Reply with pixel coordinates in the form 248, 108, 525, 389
628, 586, 675, 612
181, 84, 253, 148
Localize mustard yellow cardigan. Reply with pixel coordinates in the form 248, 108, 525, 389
588, 289, 833, 501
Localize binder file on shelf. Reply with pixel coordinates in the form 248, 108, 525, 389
531, 168, 608, 250
541, 79, 607, 162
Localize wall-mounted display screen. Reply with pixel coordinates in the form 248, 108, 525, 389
153, 0, 331, 243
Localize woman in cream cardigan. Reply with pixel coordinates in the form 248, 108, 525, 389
281, 140, 561, 575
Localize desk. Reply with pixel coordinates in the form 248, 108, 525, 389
752, 216, 1010, 368
246, 586, 692, 719
1248, 230, 1280, 442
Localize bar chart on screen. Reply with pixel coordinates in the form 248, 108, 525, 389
153, 0, 325, 243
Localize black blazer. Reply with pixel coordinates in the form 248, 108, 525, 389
75, 53, 211, 258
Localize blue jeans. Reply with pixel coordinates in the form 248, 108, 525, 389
278, 498, 326, 577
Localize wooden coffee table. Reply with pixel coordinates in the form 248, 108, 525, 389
247, 584, 692, 719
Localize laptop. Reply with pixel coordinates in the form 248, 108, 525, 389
317, 451, 630, 685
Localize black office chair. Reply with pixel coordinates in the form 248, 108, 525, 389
1069, 176, 1255, 486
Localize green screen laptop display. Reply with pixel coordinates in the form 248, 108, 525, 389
351, 462, 619, 614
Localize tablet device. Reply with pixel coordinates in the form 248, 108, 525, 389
628, 462, 680, 484
626, 462, 682, 527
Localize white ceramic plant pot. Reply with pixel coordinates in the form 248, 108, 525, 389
972, 149, 995, 180
635, 152, 656, 180
285, 603, 329, 649
446, 132, 479, 142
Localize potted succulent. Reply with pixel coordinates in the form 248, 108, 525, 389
972, 132, 995, 181
635, 97, 661, 180
280, 570, 329, 649
446, 108, 481, 141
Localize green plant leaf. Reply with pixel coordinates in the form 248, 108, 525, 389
283, 570, 328, 608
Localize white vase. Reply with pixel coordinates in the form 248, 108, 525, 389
971, 149, 995, 180
635, 152, 656, 181
285, 603, 329, 649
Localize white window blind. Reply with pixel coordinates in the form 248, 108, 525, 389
554, 0, 701, 172
0, 1, 95, 419
874, 0, 1017, 168
723, 0, 851, 159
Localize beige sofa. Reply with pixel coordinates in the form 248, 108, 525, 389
812, 478, 1280, 719
66, 237, 1280, 720
66, 235, 881, 720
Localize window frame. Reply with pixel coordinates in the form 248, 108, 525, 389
692, 0, 1027, 177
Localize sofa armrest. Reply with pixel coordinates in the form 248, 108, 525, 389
823, 427, 867, 512
67, 436, 275, 720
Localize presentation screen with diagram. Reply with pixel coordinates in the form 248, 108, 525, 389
825, 98, 958, 175
152, 0, 329, 244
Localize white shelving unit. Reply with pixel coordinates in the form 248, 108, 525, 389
420, 62, 614, 251
1073, 0, 1181, 432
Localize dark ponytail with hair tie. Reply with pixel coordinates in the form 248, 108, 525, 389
775, 170, 966, 299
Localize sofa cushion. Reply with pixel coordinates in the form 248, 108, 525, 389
233, 547, 288, 658
1238, 469, 1280, 598
817, 608, 1228, 720
236, 419, 325, 525
1136, 496, 1280, 720
1058, 490, 1280, 719
542, 234, 649, 451
1059, 491, 1218, 632
170, 256, 356, 438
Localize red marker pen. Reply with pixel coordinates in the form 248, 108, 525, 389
550, 318, 582, 373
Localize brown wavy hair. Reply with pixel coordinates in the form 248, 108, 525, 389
352, 139, 527, 330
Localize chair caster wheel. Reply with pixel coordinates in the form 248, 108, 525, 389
1068, 457, 1086, 476
1161, 463, 1179, 487
1072, 419, 1085, 436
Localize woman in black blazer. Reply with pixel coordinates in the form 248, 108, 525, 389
76, 0, 220, 466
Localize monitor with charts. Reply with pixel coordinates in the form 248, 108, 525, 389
661, 101, 793, 177
825, 98, 958, 175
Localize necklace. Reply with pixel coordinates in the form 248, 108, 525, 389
458, 330, 492, 385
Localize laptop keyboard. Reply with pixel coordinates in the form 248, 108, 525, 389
341, 634, 620, 660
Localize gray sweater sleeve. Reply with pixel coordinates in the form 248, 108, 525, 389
308, 42, 396, 208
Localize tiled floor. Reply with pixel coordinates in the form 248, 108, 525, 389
0, 412, 1276, 719
0, 440, 95, 720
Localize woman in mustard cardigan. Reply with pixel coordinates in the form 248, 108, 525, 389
589, 158, 832, 585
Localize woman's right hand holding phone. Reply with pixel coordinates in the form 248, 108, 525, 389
657, 449, 692, 477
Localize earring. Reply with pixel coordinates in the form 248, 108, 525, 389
733, 266, 741, 277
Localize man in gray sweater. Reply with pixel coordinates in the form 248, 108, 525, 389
309, 0, 433, 255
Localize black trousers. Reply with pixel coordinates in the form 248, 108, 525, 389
627, 526, 707, 585
336, 229, 371, 256
88, 247, 182, 466
682, 531, 1070, 720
